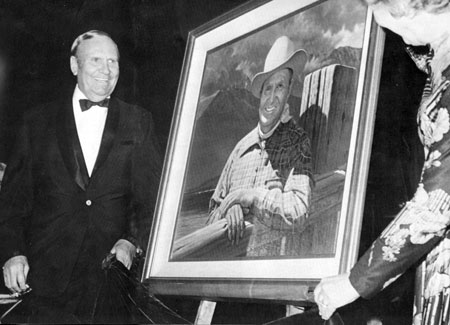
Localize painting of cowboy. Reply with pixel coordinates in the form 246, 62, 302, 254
170, 0, 365, 260
205, 36, 313, 257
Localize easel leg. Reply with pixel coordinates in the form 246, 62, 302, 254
195, 300, 217, 325
286, 305, 304, 316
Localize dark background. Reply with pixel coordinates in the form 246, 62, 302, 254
0, 0, 426, 323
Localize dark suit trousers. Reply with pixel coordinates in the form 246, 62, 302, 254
6, 227, 103, 324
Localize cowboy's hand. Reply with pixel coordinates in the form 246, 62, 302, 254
207, 189, 256, 225
225, 204, 246, 245
314, 272, 359, 320
110, 239, 136, 270
3, 255, 30, 294
219, 189, 258, 214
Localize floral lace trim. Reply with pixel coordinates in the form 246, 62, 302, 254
378, 187, 449, 263
418, 80, 450, 149
424, 236, 450, 298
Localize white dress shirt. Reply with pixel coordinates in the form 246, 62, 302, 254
72, 86, 108, 177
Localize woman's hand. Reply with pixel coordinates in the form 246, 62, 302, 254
314, 272, 360, 320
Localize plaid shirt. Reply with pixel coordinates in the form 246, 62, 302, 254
209, 120, 313, 256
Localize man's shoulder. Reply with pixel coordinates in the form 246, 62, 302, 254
112, 97, 145, 112
112, 97, 153, 120
266, 120, 311, 155
284, 119, 309, 136
280, 120, 310, 143
111, 97, 155, 138
234, 127, 259, 150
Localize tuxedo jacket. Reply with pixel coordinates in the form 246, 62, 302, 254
0, 94, 162, 297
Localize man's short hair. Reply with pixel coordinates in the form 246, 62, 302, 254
70, 30, 117, 57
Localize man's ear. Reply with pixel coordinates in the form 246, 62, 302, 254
288, 73, 295, 96
280, 103, 291, 123
70, 56, 78, 76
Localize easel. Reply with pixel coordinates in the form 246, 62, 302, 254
195, 300, 216, 325
194, 300, 306, 324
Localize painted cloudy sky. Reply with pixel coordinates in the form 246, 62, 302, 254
199, 0, 367, 99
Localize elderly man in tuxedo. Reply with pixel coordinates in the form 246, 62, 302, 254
0, 30, 161, 323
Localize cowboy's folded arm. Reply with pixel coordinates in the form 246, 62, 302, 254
252, 174, 311, 230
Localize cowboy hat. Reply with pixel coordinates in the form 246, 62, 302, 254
251, 36, 307, 98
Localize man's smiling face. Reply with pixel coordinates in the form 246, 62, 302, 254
258, 68, 291, 134
70, 35, 119, 101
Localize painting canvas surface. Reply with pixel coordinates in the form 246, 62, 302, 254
171, 0, 367, 261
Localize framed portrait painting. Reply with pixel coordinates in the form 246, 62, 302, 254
143, 0, 384, 303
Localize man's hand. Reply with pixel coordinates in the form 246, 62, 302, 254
110, 239, 136, 270
207, 189, 257, 225
222, 189, 258, 210
3, 255, 30, 294
214, 189, 258, 218
314, 272, 360, 320
225, 204, 246, 245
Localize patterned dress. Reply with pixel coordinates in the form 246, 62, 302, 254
349, 46, 450, 324
208, 119, 313, 256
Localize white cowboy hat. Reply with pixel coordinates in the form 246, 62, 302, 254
251, 36, 307, 98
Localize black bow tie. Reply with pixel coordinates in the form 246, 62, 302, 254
79, 98, 109, 112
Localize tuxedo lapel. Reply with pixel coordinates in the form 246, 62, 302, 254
56, 99, 89, 191
91, 97, 119, 177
